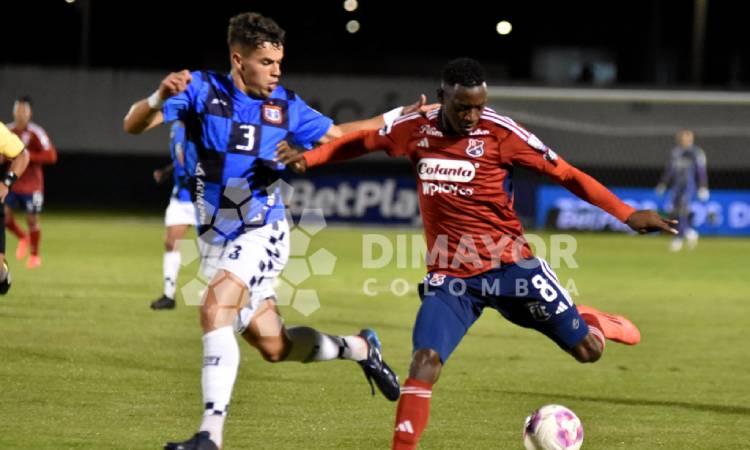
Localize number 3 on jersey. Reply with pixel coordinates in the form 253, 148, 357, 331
229, 123, 260, 155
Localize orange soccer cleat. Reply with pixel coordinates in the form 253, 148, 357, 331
26, 254, 42, 269
15, 238, 29, 260
577, 304, 641, 345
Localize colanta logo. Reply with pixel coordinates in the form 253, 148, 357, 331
416, 158, 476, 182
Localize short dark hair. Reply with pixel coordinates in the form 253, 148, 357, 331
441, 58, 486, 88
227, 12, 285, 51
15, 95, 32, 106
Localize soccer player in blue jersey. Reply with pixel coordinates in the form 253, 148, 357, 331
150, 120, 198, 310
124, 11, 433, 450
655, 129, 710, 251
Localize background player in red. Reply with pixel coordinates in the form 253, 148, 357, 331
277, 58, 678, 449
4, 96, 58, 269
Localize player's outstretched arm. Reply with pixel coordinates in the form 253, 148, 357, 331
322, 94, 439, 142
123, 70, 192, 134
625, 210, 678, 235
276, 129, 379, 172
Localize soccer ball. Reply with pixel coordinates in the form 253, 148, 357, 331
523, 404, 584, 450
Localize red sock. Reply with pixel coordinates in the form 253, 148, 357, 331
6, 215, 26, 240
580, 313, 606, 351
392, 378, 433, 450
30, 229, 41, 256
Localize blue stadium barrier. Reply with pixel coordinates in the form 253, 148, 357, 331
536, 186, 750, 236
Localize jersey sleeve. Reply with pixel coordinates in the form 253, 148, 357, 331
288, 94, 335, 146
365, 115, 416, 157
500, 129, 635, 222
170, 121, 187, 168
162, 71, 204, 123
28, 124, 57, 165
0, 123, 24, 158
302, 118, 414, 168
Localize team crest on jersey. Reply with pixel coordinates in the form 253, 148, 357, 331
428, 273, 446, 287
465, 139, 485, 158
262, 104, 284, 125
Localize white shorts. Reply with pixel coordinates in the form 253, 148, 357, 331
165, 197, 197, 227
198, 219, 290, 333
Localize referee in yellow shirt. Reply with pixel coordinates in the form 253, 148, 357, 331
0, 122, 29, 294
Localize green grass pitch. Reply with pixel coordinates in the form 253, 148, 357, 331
1, 212, 748, 449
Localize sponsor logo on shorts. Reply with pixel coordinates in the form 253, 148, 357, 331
528, 302, 552, 321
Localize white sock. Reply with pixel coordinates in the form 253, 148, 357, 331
163, 250, 181, 298
199, 326, 239, 448
284, 326, 368, 362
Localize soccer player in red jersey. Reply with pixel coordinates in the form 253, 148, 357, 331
4, 96, 58, 269
277, 58, 678, 449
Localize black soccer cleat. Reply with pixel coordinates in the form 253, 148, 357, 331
151, 295, 176, 310
0, 262, 11, 295
164, 431, 218, 450
358, 328, 400, 401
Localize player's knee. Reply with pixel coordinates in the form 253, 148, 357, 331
199, 303, 219, 332
409, 348, 442, 383
258, 346, 285, 363
572, 337, 603, 363
164, 240, 177, 252
199, 301, 235, 333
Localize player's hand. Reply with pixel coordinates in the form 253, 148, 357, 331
625, 210, 678, 235
0, 184, 8, 203
153, 169, 165, 184
158, 70, 193, 100
275, 141, 308, 173
654, 183, 666, 196
402, 94, 441, 116
698, 187, 710, 202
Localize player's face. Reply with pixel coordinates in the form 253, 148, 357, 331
13, 101, 31, 127
440, 85, 487, 135
231, 41, 283, 98
676, 131, 694, 148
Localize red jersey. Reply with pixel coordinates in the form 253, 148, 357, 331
305, 108, 635, 277
6, 121, 57, 194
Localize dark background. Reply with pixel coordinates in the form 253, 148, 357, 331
2, 0, 748, 214
2, 0, 748, 87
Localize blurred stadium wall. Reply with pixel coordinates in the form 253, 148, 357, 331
1, 66, 748, 233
